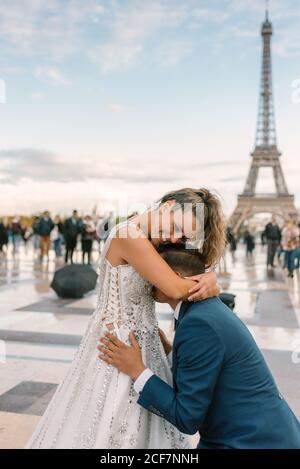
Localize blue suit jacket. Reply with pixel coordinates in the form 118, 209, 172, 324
138, 298, 300, 448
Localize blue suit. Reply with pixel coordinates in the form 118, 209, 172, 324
138, 298, 300, 448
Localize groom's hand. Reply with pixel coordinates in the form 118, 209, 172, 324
98, 332, 146, 381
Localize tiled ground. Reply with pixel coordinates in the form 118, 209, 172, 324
0, 242, 299, 448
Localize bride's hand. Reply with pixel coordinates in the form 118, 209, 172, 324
184, 271, 220, 302
98, 332, 146, 381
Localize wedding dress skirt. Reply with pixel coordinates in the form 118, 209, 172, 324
26, 222, 189, 449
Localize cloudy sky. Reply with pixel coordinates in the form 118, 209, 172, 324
0, 0, 300, 216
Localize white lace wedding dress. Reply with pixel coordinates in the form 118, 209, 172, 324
26, 222, 189, 449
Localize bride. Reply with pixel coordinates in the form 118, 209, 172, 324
26, 187, 225, 449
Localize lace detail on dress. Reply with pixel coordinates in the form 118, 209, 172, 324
101, 265, 122, 328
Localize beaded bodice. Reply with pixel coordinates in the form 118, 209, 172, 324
96, 259, 158, 343
93, 221, 159, 346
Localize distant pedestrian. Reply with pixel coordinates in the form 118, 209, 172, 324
37, 211, 54, 261
10, 216, 22, 253
281, 219, 299, 278
63, 210, 81, 264
0, 219, 8, 255
32, 216, 41, 252
244, 230, 255, 258
226, 226, 237, 261
81, 215, 96, 264
264, 216, 281, 268
22, 226, 33, 253
261, 230, 266, 246
294, 222, 300, 270
50, 215, 64, 260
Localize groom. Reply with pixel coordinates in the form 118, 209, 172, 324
98, 248, 300, 449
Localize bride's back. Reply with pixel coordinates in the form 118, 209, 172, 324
98, 220, 157, 345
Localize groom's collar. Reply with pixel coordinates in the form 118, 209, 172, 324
173, 301, 182, 321
173, 300, 191, 329
178, 300, 192, 320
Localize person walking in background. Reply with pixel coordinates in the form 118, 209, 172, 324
293, 241, 300, 271
32, 216, 41, 253
96, 217, 107, 253
37, 211, 54, 262
244, 229, 255, 259
282, 219, 299, 278
63, 210, 81, 264
264, 215, 281, 269
226, 226, 237, 261
10, 216, 22, 254
22, 225, 33, 254
50, 215, 64, 261
261, 230, 266, 246
0, 219, 8, 256
81, 215, 96, 265
293, 222, 300, 270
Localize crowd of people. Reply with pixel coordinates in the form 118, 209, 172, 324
0, 210, 115, 265
1, 211, 300, 278
227, 216, 300, 278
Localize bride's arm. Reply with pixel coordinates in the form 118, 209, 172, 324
108, 226, 216, 301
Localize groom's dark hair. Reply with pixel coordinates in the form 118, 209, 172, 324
158, 244, 205, 276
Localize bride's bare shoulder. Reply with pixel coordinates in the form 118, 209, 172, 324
106, 222, 148, 266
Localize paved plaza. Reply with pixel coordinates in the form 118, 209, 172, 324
0, 244, 300, 448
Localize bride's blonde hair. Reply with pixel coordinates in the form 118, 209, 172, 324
159, 187, 226, 269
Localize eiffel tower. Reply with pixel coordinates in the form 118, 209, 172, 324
230, 4, 297, 232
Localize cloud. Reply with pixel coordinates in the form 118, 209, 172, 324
273, 30, 300, 57
34, 66, 70, 85
228, 26, 257, 39
193, 0, 300, 58
31, 91, 44, 100
191, 7, 230, 23
0, 0, 299, 71
0, 148, 246, 186
107, 103, 127, 113
0, 148, 74, 183
0, 0, 192, 72
0, 0, 106, 60
0, 148, 183, 184
89, 1, 189, 71
155, 41, 194, 67
0, 0, 299, 74
89, 42, 143, 72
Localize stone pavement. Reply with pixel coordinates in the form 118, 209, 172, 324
0, 243, 299, 448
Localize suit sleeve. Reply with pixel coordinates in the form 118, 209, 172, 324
137, 319, 225, 435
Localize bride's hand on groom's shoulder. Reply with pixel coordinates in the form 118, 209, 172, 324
184, 271, 220, 302
97, 332, 146, 381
